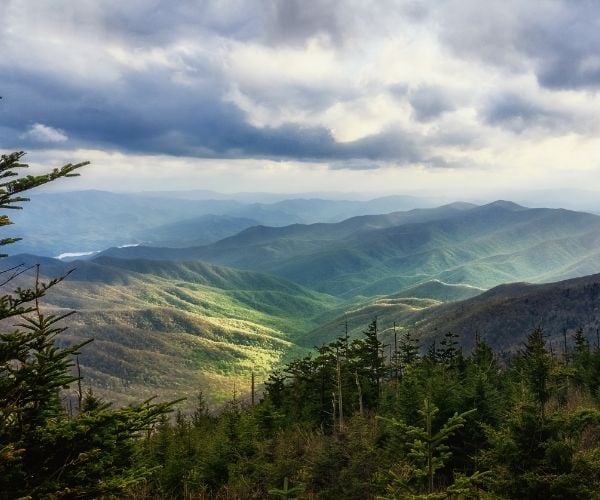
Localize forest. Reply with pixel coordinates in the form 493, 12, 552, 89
128, 322, 600, 499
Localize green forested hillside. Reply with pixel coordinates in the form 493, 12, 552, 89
1, 255, 340, 406
131, 320, 600, 499
102, 202, 474, 264
310, 272, 600, 357
103, 202, 600, 297
410, 272, 600, 352
386, 279, 484, 302
10, 201, 600, 408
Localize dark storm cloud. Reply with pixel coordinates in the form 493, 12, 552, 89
482, 93, 572, 133
44, 0, 350, 48
260, 0, 429, 48
261, 0, 346, 46
528, 10, 600, 91
1, 0, 435, 165
407, 86, 455, 122
437, 0, 600, 90
63, 0, 261, 44
4, 0, 598, 170
0, 61, 421, 165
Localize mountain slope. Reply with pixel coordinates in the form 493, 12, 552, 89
104, 202, 600, 298
410, 273, 600, 352
0, 254, 340, 406
310, 272, 600, 355
134, 214, 260, 248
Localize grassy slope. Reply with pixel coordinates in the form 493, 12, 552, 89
306, 280, 483, 347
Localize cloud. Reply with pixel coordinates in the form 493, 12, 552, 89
0, 45, 426, 164
436, 0, 600, 91
481, 93, 570, 133
407, 86, 456, 122
261, 0, 346, 46
2, 0, 600, 187
22, 123, 68, 143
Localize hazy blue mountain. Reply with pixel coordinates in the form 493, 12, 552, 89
9, 190, 437, 257
8, 191, 245, 256
135, 214, 260, 248
137, 190, 435, 206
227, 195, 446, 224
509, 188, 600, 213
102, 202, 475, 261
104, 201, 600, 298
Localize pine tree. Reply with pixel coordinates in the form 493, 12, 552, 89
0, 151, 175, 498
572, 328, 591, 389
268, 476, 306, 499
382, 398, 476, 496
520, 327, 552, 409
352, 319, 386, 407
398, 329, 420, 368
436, 332, 460, 366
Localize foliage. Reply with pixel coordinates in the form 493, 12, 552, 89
133, 319, 600, 499
0, 151, 175, 498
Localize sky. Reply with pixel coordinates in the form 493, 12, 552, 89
2, 0, 600, 197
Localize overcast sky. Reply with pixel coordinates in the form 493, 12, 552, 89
2, 0, 600, 196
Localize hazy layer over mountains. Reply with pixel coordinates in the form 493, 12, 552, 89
8, 190, 437, 257
13, 188, 600, 257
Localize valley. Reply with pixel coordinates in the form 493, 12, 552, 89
0, 254, 339, 406
6, 194, 600, 407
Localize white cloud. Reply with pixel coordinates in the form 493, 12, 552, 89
23, 123, 68, 143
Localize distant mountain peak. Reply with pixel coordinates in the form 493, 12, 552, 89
438, 201, 478, 210
480, 200, 526, 211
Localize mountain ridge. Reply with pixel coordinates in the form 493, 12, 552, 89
101, 201, 600, 297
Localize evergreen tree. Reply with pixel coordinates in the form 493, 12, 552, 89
352, 319, 386, 407
398, 329, 420, 368
572, 328, 592, 389
0, 151, 174, 498
382, 399, 477, 496
519, 327, 552, 409
268, 476, 306, 499
436, 332, 460, 366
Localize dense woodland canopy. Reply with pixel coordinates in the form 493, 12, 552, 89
1, 151, 600, 499
131, 322, 600, 499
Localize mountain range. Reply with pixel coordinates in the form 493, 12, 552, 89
8, 190, 440, 256
309, 272, 600, 357
6, 195, 600, 405
0, 254, 339, 406
104, 201, 600, 297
